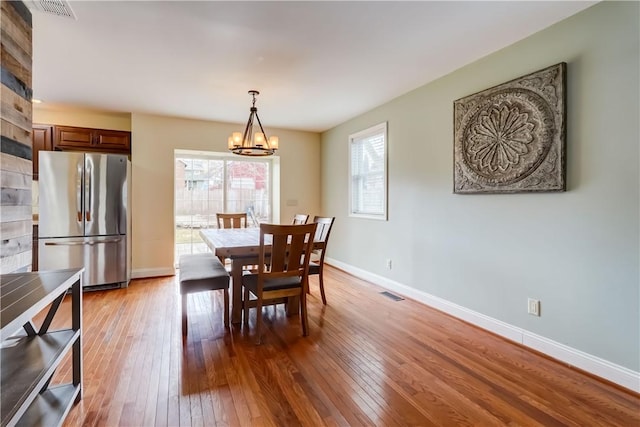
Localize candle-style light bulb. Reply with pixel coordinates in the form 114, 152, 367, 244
232, 132, 242, 145
269, 136, 279, 150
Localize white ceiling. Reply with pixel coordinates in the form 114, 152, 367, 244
31, 1, 596, 133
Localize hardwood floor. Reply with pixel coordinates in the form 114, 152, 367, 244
41, 266, 639, 426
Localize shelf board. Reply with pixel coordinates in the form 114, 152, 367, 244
0, 329, 79, 426
17, 384, 80, 427
1, 269, 83, 341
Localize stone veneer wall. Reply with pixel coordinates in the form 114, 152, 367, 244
1, 1, 33, 273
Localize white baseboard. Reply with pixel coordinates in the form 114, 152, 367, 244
131, 267, 175, 279
326, 257, 640, 393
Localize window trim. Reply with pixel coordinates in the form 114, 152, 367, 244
348, 122, 388, 221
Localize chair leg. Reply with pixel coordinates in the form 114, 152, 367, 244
223, 289, 230, 328
319, 269, 327, 305
181, 294, 188, 335
243, 287, 249, 326
300, 288, 309, 336
255, 298, 263, 345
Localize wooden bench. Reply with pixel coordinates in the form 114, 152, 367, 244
179, 253, 230, 335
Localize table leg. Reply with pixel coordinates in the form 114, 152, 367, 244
286, 296, 300, 316
230, 260, 244, 324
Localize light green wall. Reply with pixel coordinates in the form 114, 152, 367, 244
321, 2, 639, 370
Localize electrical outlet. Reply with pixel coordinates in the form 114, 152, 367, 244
528, 298, 540, 316
386, 259, 392, 269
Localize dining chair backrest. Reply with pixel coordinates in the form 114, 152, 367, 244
308, 216, 335, 305
312, 216, 335, 250
256, 223, 317, 292
292, 213, 309, 225
217, 213, 247, 229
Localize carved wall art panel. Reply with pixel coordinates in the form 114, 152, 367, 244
453, 63, 566, 193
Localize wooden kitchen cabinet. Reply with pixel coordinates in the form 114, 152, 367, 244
53, 125, 131, 154
31, 124, 53, 180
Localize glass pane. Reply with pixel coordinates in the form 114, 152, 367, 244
175, 157, 219, 261
226, 160, 270, 224
207, 159, 224, 228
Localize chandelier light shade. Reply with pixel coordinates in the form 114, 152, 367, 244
228, 90, 279, 156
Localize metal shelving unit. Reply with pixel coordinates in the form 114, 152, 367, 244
1, 268, 83, 427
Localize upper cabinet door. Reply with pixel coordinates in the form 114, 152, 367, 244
54, 126, 93, 150
32, 124, 53, 180
94, 129, 131, 151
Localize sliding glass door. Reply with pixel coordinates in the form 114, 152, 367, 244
174, 151, 274, 262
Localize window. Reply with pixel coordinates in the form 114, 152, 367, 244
349, 122, 388, 220
174, 150, 277, 262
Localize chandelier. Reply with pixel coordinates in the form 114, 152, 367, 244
227, 90, 279, 156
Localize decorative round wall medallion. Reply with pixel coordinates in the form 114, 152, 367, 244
462, 89, 554, 185
453, 63, 566, 194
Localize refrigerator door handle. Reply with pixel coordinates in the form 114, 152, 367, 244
76, 162, 83, 223
45, 238, 122, 246
85, 157, 92, 223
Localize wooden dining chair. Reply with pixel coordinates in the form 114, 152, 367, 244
292, 213, 309, 225
242, 222, 317, 344
216, 212, 247, 229
308, 216, 335, 305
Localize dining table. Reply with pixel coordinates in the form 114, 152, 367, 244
200, 227, 315, 324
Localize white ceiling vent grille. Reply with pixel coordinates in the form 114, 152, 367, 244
28, 0, 77, 20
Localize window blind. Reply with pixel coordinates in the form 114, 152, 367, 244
349, 123, 387, 219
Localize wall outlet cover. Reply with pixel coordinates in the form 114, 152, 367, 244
528, 298, 541, 316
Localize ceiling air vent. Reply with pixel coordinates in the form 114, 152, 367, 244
28, 0, 77, 20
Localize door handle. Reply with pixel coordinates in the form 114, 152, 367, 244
77, 163, 83, 222
85, 158, 92, 222
45, 238, 122, 246
45, 241, 86, 246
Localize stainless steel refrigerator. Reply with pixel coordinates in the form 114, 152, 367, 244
38, 151, 131, 289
